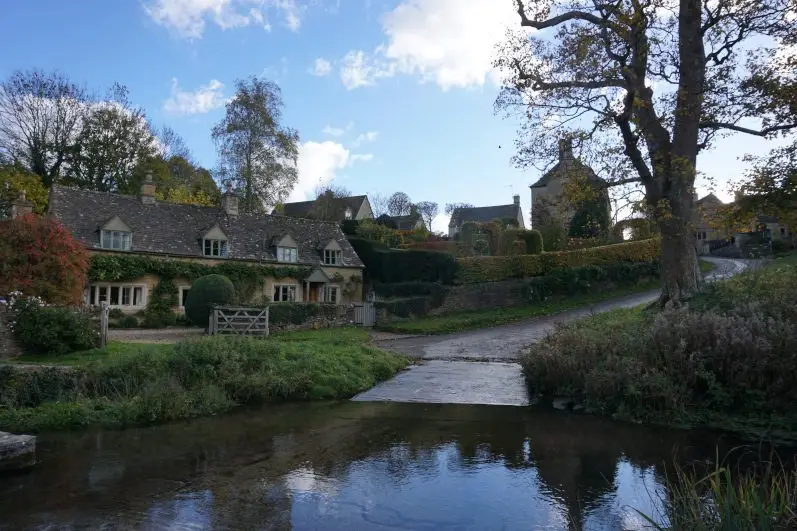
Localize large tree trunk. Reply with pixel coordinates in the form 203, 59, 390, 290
655, 188, 703, 306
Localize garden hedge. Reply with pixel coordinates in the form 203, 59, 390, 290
456, 238, 661, 284
184, 274, 236, 327
349, 237, 459, 284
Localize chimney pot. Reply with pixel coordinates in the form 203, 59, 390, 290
558, 137, 574, 162
11, 190, 34, 219
221, 184, 239, 217
513, 194, 520, 206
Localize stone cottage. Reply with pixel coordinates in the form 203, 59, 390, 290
45, 177, 365, 313
448, 195, 525, 238
280, 194, 373, 222
530, 139, 610, 231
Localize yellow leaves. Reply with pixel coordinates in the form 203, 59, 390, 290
156, 187, 218, 207
0, 166, 49, 214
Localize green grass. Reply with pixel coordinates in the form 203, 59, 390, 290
699, 258, 716, 274
10, 342, 173, 366
375, 279, 660, 335
0, 329, 408, 433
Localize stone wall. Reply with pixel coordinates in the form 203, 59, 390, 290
428, 280, 528, 316
268, 305, 355, 333
0, 305, 23, 359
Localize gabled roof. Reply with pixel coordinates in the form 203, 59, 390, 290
48, 186, 364, 268
449, 204, 521, 227
389, 214, 423, 230
696, 193, 723, 206
530, 139, 605, 189
281, 195, 369, 219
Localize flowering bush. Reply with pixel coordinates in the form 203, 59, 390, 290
0, 214, 89, 305
3, 292, 98, 356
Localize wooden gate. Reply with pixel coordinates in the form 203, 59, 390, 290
209, 306, 270, 336
353, 302, 376, 327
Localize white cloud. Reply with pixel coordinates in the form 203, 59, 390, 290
339, 0, 521, 90
351, 130, 378, 147
339, 50, 395, 90
292, 139, 374, 202
310, 57, 332, 77
163, 78, 228, 115
144, 0, 304, 39
322, 125, 345, 136
351, 153, 374, 163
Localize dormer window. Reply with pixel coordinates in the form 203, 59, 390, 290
100, 216, 132, 251
277, 246, 297, 263
345, 207, 353, 220
274, 234, 298, 263
323, 249, 341, 265
202, 224, 228, 257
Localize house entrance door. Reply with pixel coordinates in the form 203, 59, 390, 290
308, 282, 323, 302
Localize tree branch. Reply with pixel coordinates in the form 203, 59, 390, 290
513, 60, 626, 90
699, 121, 797, 136
515, 0, 617, 30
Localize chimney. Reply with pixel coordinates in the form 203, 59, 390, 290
558, 137, 574, 162
140, 171, 156, 205
11, 190, 33, 219
513, 194, 520, 206
221, 182, 239, 217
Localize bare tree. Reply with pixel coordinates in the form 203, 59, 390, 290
0, 69, 89, 187
415, 200, 439, 230
445, 202, 475, 215
496, 0, 796, 305
387, 191, 413, 216
370, 193, 389, 217
212, 76, 299, 214
158, 125, 192, 161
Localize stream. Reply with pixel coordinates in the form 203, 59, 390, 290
0, 401, 762, 530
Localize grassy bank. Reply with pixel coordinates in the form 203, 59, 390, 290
521, 256, 797, 440
376, 279, 660, 335
0, 329, 408, 433
699, 258, 716, 274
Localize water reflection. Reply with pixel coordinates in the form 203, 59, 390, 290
0, 402, 744, 530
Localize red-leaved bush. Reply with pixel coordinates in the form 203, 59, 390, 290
0, 214, 89, 305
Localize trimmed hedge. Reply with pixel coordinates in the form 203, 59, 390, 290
184, 274, 236, 328
457, 238, 661, 284
523, 261, 660, 302
520, 230, 543, 254
267, 303, 339, 326
375, 297, 431, 318
350, 237, 459, 284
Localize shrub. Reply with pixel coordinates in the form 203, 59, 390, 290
522, 261, 660, 302
357, 219, 403, 247
519, 230, 543, 254
108, 308, 126, 320
0, 215, 89, 305
6, 295, 98, 356
267, 303, 338, 326
184, 274, 236, 328
373, 281, 448, 302
772, 239, 794, 254
457, 238, 661, 283
350, 237, 459, 284
119, 315, 139, 329
376, 297, 431, 318
141, 279, 178, 329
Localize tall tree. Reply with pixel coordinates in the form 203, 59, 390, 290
415, 200, 439, 230
387, 191, 412, 216
370, 193, 390, 217
65, 84, 158, 192
0, 69, 89, 187
212, 76, 299, 213
496, 0, 796, 305
311, 184, 352, 221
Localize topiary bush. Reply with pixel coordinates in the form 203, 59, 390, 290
6, 294, 98, 356
184, 274, 236, 328
520, 230, 544, 254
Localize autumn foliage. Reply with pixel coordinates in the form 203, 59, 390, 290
0, 214, 89, 305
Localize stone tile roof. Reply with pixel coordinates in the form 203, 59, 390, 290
449, 204, 521, 227
281, 195, 368, 219
48, 185, 364, 268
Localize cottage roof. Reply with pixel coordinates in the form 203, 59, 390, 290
48, 185, 364, 268
530, 139, 606, 189
388, 214, 422, 230
449, 204, 521, 227
281, 195, 369, 219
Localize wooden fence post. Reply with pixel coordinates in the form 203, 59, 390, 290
99, 302, 109, 348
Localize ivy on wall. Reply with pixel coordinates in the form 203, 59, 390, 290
89, 255, 313, 324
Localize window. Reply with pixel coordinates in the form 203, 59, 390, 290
203, 239, 228, 257
179, 287, 191, 309
781, 227, 786, 236
100, 230, 132, 251
277, 246, 298, 263
87, 283, 146, 308
345, 208, 353, 220
273, 284, 297, 302
702, 231, 707, 240
323, 249, 342, 265
325, 286, 339, 304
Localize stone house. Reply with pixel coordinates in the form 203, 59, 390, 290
42, 177, 365, 313
530, 139, 610, 231
280, 194, 373, 222
448, 195, 525, 238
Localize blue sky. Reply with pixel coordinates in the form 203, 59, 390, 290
0, 0, 780, 232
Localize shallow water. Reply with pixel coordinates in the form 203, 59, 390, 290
0, 402, 750, 530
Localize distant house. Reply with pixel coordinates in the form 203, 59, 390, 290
530, 138, 610, 231
448, 195, 525, 238
279, 195, 373, 222
43, 177, 364, 313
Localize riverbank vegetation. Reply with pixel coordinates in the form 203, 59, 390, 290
0, 329, 407, 433
521, 256, 797, 439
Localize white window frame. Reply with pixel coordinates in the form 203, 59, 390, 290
87, 283, 147, 309
273, 284, 298, 302
178, 286, 191, 309
277, 246, 298, 263
203, 239, 228, 257
323, 249, 342, 266
100, 230, 132, 251
344, 207, 353, 220
324, 285, 340, 305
